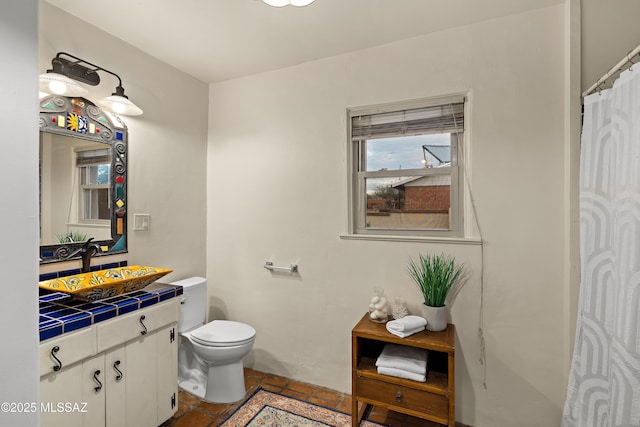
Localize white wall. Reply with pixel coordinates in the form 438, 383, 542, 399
208, 5, 567, 427
581, 0, 640, 93
0, 1, 40, 426
39, 1, 209, 280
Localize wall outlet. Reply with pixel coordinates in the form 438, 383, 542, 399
133, 213, 151, 231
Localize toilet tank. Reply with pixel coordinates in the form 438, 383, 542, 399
171, 276, 207, 333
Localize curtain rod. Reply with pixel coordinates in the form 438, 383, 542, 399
583, 43, 640, 97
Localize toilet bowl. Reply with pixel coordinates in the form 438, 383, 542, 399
172, 277, 256, 403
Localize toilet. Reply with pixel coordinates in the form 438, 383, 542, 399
173, 277, 256, 403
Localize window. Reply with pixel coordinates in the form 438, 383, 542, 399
348, 95, 465, 238
76, 148, 111, 221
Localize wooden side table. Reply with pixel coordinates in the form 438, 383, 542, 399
351, 313, 455, 426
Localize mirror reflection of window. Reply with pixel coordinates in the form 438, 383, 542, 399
77, 149, 111, 221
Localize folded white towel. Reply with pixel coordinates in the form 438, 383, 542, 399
375, 343, 428, 375
386, 324, 425, 338
386, 315, 427, 333
377, 366, 426, 382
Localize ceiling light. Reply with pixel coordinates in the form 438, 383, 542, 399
39, 52, 143, 116
262, 0, 315, 6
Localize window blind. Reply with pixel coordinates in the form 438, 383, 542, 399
76, 148, 110, 166
351, 102, 464, 140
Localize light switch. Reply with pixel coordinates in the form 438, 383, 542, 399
133, 213, 151, 231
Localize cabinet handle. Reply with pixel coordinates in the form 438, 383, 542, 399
93, 370, 102, 392
113, 360, 123, 381
395, 391, 403, 403
139, 314, 148, 335
51, 346, 62, 372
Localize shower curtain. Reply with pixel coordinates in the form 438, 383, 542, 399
562, 65, 640, 426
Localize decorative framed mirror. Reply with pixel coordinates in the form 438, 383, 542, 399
39, 95, 127, 263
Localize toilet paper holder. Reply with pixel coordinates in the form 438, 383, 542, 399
264, 261, 298, 274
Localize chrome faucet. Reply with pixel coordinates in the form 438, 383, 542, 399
80, 238, 101, 273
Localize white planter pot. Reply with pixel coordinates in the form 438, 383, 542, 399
420, 304, 448, 332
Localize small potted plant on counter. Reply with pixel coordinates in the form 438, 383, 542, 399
407, 253, 465, 331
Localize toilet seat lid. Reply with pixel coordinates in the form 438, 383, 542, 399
190, 320, 256, 347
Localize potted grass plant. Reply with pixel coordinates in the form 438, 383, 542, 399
56, 230, 89, 243
407, 253, 464, 331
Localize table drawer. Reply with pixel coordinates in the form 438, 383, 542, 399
40, 327, 94, 377
356, 376, 448, 419
96, 299, 179, 352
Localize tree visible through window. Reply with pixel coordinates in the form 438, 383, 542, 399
348, 96, 465, 237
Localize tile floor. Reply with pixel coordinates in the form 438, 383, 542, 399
161, 368, 445, 427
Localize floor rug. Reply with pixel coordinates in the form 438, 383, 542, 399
219, 387, 386, 427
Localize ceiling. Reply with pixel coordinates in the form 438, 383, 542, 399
45, 0, 563, 84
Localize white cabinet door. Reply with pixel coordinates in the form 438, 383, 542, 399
124, 333, 158, 427
105, 345, 126, 427
156, 323, 178, 424
41, 361, 84, 427
120, 323, 178, 427
40, 354, 105, 427
81, 355, 106, 427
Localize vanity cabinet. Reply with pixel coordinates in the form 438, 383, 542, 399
40, 299, 179, 427
351, 313, 456, 426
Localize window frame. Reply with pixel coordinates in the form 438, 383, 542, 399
76, 150, 112, 223
347, 95, 466, 239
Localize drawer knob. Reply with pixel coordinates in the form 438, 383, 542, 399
395, 391, 403, 402
93, 369, 102, 392
139, 314, 148, 335
51, 346, 62, 372
113, 360, 123, 381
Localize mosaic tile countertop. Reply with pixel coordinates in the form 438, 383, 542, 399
39, 282, 183, 342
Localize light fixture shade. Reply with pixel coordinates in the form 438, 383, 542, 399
262, 0, 315, 6
39, 72, 88, 97
97, 95, 143, 116
263, 0, 289, 6
290, 0, 315, 5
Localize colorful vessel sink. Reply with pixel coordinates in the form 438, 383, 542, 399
39, 266, 173, 302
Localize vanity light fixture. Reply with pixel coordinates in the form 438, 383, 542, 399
39, 52, 143, 116
262, 0, 315, 7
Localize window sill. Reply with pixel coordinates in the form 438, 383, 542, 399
339, 233, 482, 245
70, 221, 110, 227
